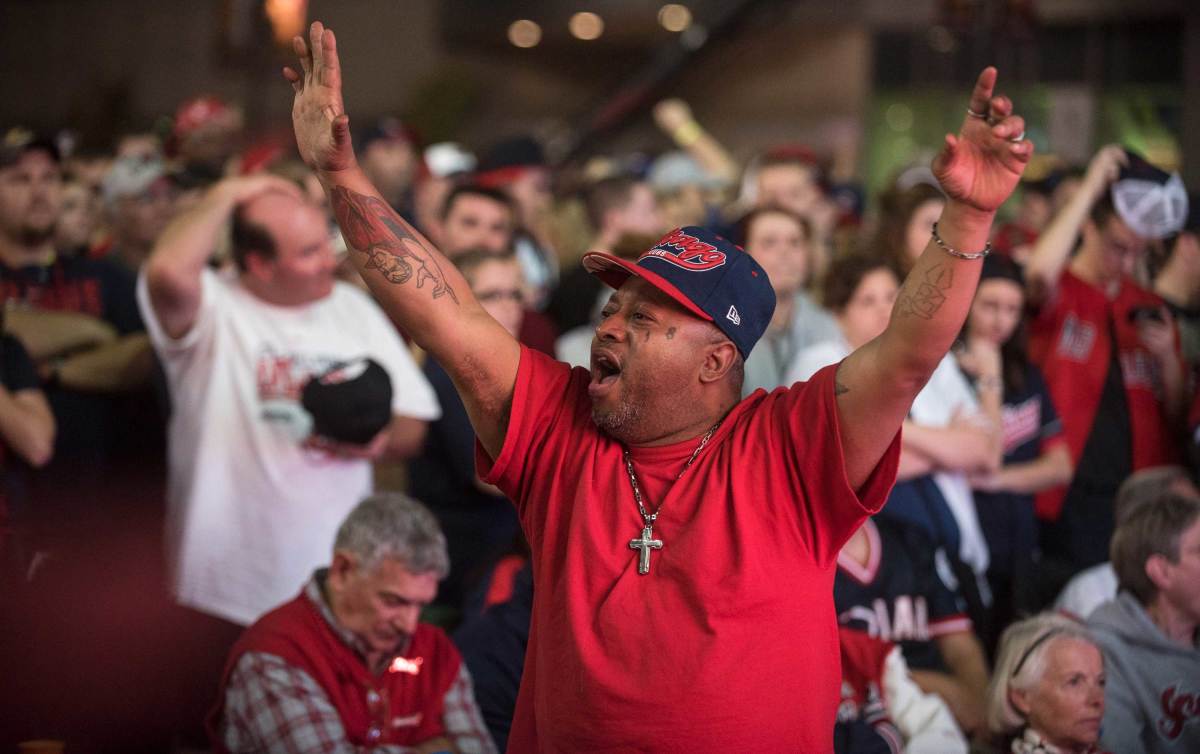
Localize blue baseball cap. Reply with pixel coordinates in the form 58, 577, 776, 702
582, 226, 776, 358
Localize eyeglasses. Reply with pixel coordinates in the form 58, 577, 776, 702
475, 289, 524, 304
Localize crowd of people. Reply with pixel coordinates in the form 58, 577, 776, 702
1, 19, 1198, 754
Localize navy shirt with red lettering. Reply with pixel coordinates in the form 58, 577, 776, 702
835, 516, 971, 673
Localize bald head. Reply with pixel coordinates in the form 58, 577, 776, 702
233, 190, 337, 306
232, 191, 325, 270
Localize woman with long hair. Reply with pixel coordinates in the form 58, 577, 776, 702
959, 254, 1073, 643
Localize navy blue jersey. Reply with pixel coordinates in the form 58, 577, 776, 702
835, 517, 971, 672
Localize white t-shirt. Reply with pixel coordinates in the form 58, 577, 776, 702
909, 354, 990, 578
138, 269, 440, 625
785, 336, 851, 384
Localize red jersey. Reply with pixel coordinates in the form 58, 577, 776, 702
477, 347, 901, 752
1029, 269, 1180, 520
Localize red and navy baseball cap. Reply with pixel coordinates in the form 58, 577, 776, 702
581, 226, 776, 358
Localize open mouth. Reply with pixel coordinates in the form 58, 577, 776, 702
590, 349, 623, 393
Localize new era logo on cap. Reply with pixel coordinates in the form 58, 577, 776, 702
580, 226, 776, 358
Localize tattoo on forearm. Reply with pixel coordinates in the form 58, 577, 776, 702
896, 263, 953, 320
330, 185, 458, 304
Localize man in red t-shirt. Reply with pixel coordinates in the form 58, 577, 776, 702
282, 22, 1032, 751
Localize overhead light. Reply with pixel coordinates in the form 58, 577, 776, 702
264, 0, 308, 47
508, 19, 542, 48
658, 4, 692, 33
569, 11, 604, 41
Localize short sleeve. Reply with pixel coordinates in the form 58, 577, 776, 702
475, 346, 589, 520
1, 335, 40, 392
137, 266, 222, 355
773, 363, 903, 563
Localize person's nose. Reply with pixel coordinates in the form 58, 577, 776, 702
393, 605, 420, 635
594, 310, 626, 343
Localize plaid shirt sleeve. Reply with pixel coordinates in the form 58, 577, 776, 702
221, 651, 416, 754
440, 663, 499, 754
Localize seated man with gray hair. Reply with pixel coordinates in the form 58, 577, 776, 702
1089, 491, 1200, 754
210, 493, 496, 753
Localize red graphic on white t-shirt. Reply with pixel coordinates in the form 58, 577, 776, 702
255, 349, 340, 401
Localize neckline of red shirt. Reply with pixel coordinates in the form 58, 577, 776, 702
622, 397, 752, 465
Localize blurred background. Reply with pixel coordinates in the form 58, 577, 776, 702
1, 0, 1195, 192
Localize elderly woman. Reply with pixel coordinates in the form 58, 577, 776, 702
985, 613, 1108, 754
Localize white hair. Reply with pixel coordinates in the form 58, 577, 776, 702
986, 613, 1101, 737
333, 493, 450, 578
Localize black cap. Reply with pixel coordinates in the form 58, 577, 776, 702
1, 127, 60, 169
301, 358, 394, 445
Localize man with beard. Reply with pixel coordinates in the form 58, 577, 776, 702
0, 129, 149, 480
284, 21, 1032, 751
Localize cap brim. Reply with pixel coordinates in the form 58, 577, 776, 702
580, 251, 712, 322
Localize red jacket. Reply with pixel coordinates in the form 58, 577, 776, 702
1029, 269, 1180, 520
210, 589, 461, 749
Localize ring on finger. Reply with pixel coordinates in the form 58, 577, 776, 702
1008, 131, 1026, 143
966, 107, 987, 120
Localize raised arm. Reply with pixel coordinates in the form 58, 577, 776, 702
284, 22, 520, 458
143, 174, 301, 339
1024, 144, 1126, 305
834, 68, 1031, 489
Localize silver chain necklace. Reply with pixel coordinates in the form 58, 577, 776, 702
623, 421, 721, 575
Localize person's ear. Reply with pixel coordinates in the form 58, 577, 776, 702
1009, 685, 1032, 717
699, 339, 738, 385
243, 250, 274, 282
328, 550, 357, 592
1145, 553, 1172, 591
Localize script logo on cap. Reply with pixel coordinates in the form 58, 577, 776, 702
639, 228, 727, 272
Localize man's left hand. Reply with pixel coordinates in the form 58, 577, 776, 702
932, 67, 1033, 213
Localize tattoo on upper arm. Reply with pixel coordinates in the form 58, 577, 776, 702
896, 263, 952, 320
330, 185, 459, 304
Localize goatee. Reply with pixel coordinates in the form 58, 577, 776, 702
591, 400, 643, 444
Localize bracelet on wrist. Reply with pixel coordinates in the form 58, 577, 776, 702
931, 221, 991, 261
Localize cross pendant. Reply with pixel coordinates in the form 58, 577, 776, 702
629, 524, 663, 575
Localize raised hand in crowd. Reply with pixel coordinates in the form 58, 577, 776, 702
284, 21, 519, 459
1024, 143, 1127, 302
833, 66, 1029, 488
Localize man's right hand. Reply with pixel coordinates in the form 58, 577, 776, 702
1081, 143, 1128, 202
283, 21, 357, 175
